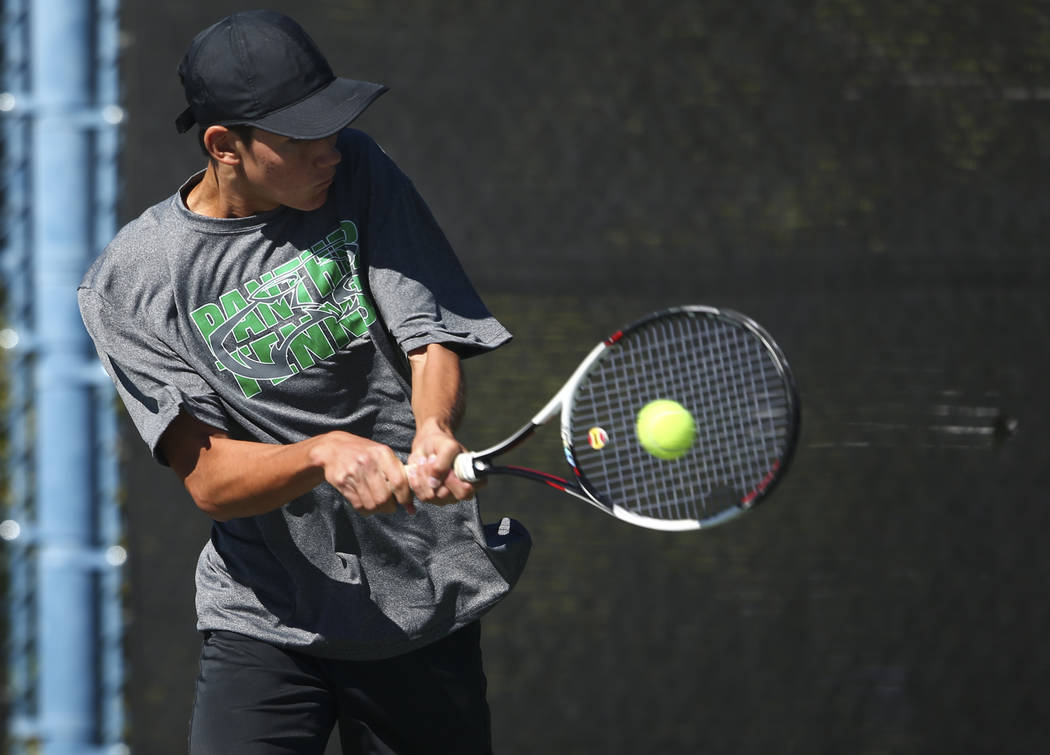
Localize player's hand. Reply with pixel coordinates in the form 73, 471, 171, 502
407, 420, 478, 506
312, 431, 415, 516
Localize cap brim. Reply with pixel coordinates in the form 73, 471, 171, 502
245, 77, 388, 139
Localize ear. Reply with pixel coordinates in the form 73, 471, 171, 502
202, 125, 243, 165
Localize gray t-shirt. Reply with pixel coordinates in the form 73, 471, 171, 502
78, 129, 530, 660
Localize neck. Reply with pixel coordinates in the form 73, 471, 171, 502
184, 162, 276, 218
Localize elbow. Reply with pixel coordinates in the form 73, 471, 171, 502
194, 495, 233, 520
197, 500, 234, 523
184, 480, 234, 522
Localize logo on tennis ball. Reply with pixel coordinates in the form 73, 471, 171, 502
635, 399, 696, 460
587, 427, 609, 450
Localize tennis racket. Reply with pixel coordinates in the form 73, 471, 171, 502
452, 305, 800, 531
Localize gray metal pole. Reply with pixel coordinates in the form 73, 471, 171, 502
30, 1, 100, 751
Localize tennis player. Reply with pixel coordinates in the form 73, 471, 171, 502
78, 10, 529, 754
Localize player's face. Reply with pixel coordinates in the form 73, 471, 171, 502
235, 129, 342, 213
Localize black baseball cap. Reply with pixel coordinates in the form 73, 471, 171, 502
175, 10, 387, 139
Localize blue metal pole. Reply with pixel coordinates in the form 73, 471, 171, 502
91, 0, 127, 748
30, 0, 98, 751
1, 1, 36, 751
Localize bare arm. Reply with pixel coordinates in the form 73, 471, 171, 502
160, 343, 475, 521
405, 342, 478, 505
160, 412, 414, 522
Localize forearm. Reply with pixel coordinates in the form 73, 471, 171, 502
162, 413, 413, 521
408, 343, 466, 437
178, 432, 329, 521
405, 343, 477, 503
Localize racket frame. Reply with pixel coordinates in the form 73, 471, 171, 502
453, 305, 799, 531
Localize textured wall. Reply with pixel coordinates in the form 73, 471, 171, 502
115, 2, 1050, 753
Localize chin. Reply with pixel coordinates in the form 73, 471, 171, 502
288, 196, 327, 213
297, 188, 331, 212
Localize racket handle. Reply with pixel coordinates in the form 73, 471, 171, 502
401, 454, 480, 483
453, 452, 480, 483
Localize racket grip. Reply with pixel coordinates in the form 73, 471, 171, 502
453, 452, 480, 483
402, 454, 480, 483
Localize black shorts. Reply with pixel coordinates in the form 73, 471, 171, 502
188, 622, 492, 754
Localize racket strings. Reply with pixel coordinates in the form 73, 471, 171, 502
568, 311, 794, 524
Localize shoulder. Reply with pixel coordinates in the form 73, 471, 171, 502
336, 129, 410, 183
79, 193, 181, 306
337, 128, 385, 159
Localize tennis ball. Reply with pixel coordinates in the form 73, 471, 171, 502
635, 399, 696, 460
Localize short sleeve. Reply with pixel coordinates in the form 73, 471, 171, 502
366, 179, 511, 359
78, 286, 231, 463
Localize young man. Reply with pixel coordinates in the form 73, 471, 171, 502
78, 10, 529, 754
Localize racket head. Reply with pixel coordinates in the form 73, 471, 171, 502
562, 306, 800, 530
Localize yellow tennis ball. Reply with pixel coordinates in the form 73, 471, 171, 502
636, 399, 696, 460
